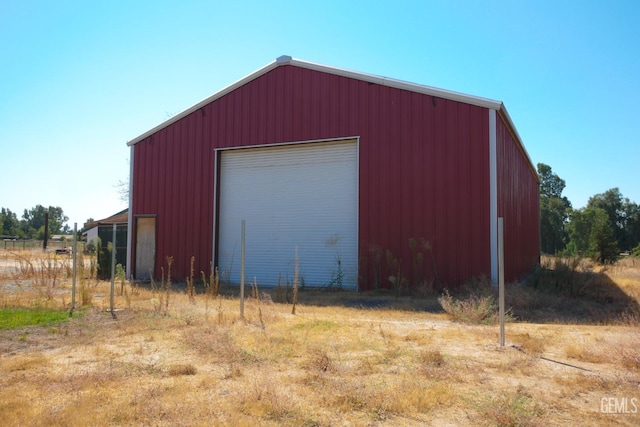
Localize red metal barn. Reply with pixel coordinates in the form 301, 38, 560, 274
126, 56, 539, 290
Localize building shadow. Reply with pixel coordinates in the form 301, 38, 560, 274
255, 266, 640, 325
133, 264, 639, 325
506, 266, 640, 324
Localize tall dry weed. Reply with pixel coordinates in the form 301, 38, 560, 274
186, 256, 196, 304
201, 262, 220, 298
291, 247, 298, 314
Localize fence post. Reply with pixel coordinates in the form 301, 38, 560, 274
43, 211, 49, 251
498, 217, 505, 347
240, 219, 245, 319
110, 224, 117, 319
70, 223, 77, 316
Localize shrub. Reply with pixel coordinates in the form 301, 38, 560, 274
438, 290, 512, 325
84, 240, 97, 255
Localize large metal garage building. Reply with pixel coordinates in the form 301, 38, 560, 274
126, 55, 539, 290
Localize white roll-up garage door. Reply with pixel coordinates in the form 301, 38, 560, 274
217, 139, 358, 289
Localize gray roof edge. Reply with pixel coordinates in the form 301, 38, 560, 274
127, 55, 505, 146
288, 57, 503, 109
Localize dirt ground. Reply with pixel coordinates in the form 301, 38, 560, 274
1, 250, 639, 426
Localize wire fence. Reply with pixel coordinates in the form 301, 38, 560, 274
1, 239, 85, 252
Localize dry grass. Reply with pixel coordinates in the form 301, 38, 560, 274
1, 249, 639, 425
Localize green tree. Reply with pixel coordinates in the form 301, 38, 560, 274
538, 163, 567, 199
588, 208, 619, 264
566, 207, 619, 264
566, 208, 591, 256
587, 188, 639, 252
621, 199, 640, 251
1, 208, 23, 237
540, 197, 567, 254
21, 205, 69, 239
537, 163, 571, 254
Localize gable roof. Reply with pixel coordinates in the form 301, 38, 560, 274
83, 208, 128, 229
125, 56, 532, 177
128, 56, 515, 145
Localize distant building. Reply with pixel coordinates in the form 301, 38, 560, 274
83, 209, 128, 270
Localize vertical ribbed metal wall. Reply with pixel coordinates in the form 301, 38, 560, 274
132, 64, 535, 288
496, 113, 540, 282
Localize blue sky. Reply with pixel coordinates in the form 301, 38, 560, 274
1, 0, 638, 228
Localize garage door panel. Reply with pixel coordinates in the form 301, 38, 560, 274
218, 140, 357, 288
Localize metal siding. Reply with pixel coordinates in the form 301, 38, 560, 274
380, 85, 394, 252
407, 93, 419, 243
192, 109, 203, 268
432, 97, 448, 284
424, 95, 437, 279
176, 122, 187, 274
457, 103, 471, 284
270, 70, 282, 141
445, 100, 459, 284
201, 108, 214, 270
357, 80, 371, 270
170, 124, 182, 274
183, 117, 195, 277
131, 65, 495, 286
363, 82, 379, 257
496, 115, 540, 282
400, 92, 413, 242
472, 108, 491, 277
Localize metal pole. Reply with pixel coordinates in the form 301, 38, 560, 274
240, 220, 245, 319
110, 223, 117, 318
43, 211, 49, 251
498, 217, 505, 347
70, 223, 77, 315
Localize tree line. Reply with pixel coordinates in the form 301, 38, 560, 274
538, 163, 640, 264
3, 171, 638, 264
0, 205, 70, 240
